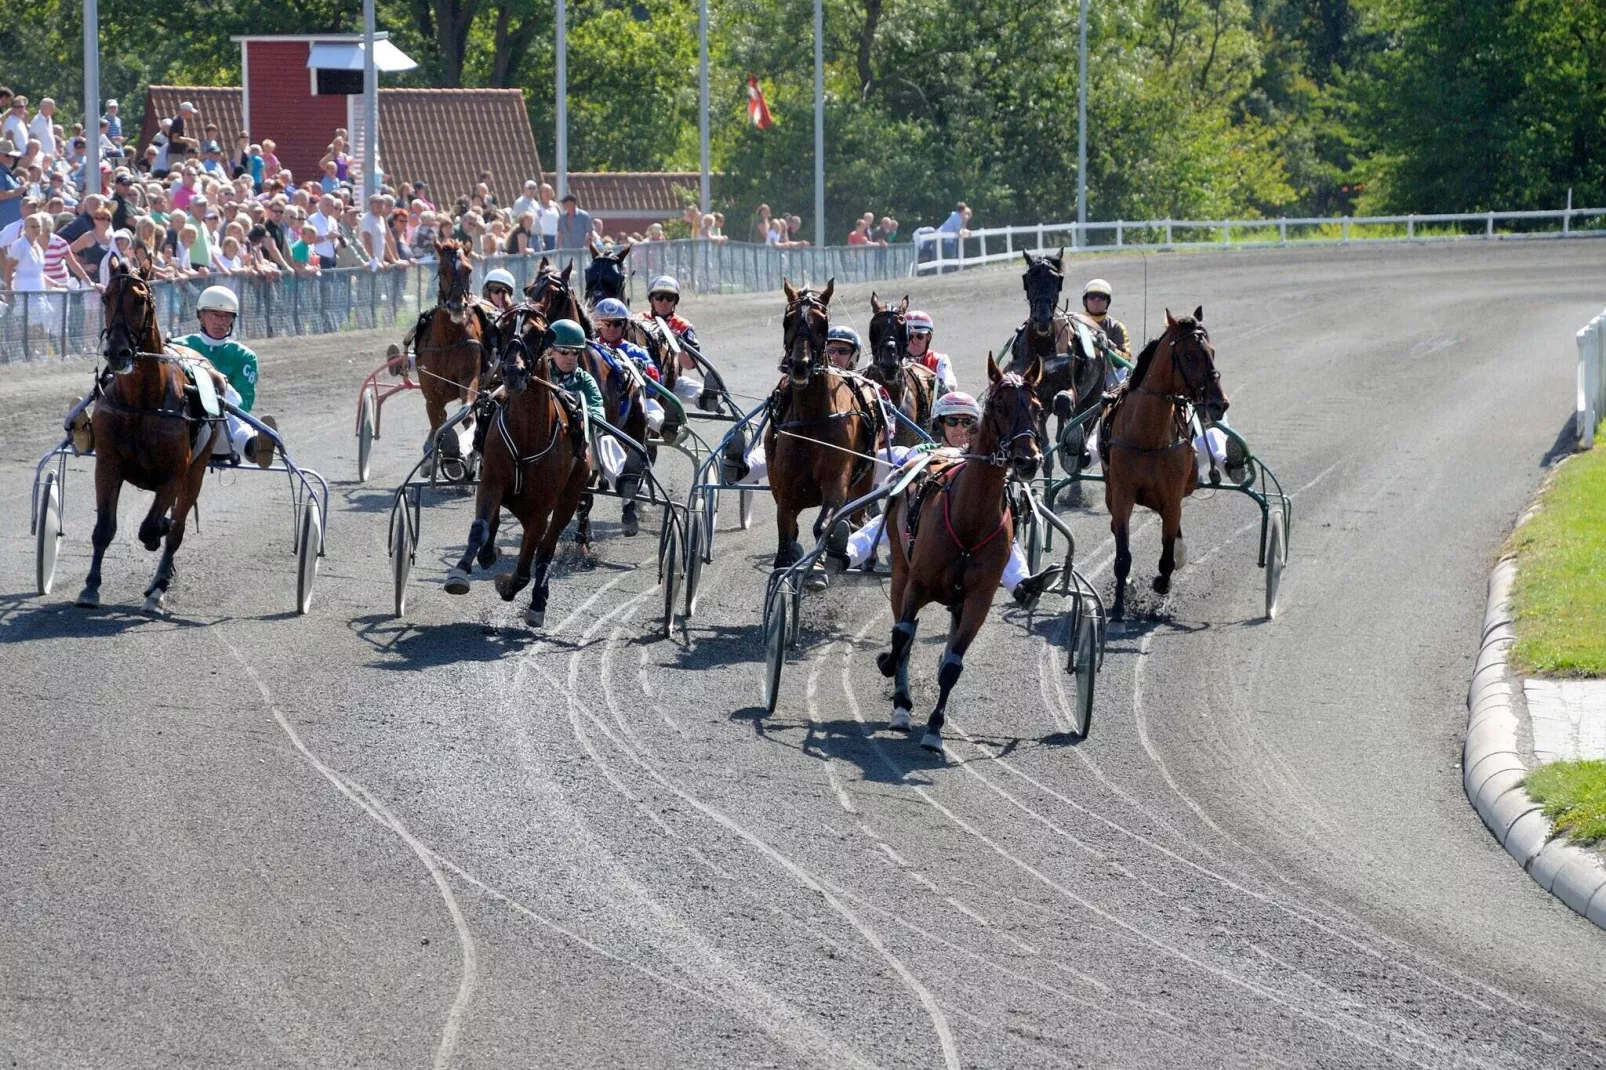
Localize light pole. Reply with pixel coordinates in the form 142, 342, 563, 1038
556, 0, 568, 200
813, 0, 824, 247
1076, 0, 1087, 245
698, 0, 710, 213
83, 0, 100, 197
362, 0, 377, 200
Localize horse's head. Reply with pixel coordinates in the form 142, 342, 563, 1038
1162, 306, 1228, 423
526, 257, 576, 322
584, 237, 632, 306
500, 309, 550, 397
984, 350, 1044, 478
436, 240, 474, 319
868, 292, 909, 377
101, 256, 156, 374
1022, 249, 1065, 333
781, 276, 834, 387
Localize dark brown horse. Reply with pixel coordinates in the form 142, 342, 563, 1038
415, 241, 491, 469
866, 293, 939, 446
527, 257, 651, 537
443, 311, 591, 627
875, 353, 1044, 752
1101, 307, 1228, 620
764, 278, 883, 568
77, 260, 225, 612
582, 237, 684, 393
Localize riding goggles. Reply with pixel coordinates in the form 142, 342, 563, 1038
941, 415, 975, 428
825, 344, 856, 356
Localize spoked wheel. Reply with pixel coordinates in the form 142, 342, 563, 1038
789, 583, 803, 648
295, 497, 323, 615
1265, 507, 1287, 620
1025, 511, 1043, 574
762, 590, 788, 712
35, 471, 61, 596
661, 521, 682, 639
739, 489, 755, 530
390, 503, 413, 618
357, 389, 377, 483
684, 506, 705, 617
1069, 608, 1097, 738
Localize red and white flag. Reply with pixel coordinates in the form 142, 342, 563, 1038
747, 74, 774, 129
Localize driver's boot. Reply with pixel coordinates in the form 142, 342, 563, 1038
246, 416, 279, 469
721, 426, 750, 483
68, 397, 93, 454
1012, 563, 1064, 610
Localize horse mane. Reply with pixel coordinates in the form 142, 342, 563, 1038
1127, 336, 1160, 390
436, 238, 468, 257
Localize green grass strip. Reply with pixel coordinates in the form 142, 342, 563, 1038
1507, 448, 1606, 676
1525, 760, 1606, 843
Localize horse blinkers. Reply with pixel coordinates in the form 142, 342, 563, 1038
1172, 318, 1228, 422
102, 272, 151, 373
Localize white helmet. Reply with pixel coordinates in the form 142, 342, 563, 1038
648, 274, 680, 298
197, 285, 239, 315
931, 391, 982, 426
484, 268, 516, 293
1082, 278, 1112, 300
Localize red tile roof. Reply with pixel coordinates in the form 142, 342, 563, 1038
557, 172, 700, 215
140, 86, 246, 153
377, 88, 543, 206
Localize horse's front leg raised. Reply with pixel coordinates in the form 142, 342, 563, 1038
921, 583, 995, 753
143, 456, 208, 613
77, 462, 124, 608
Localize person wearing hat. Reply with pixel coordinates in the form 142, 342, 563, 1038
903, 309, 957, 393
110, 171, 137, 231
512, 179, 541, 221
200, 140, 227, 178
0, 144, 25, 233
175, 285, 278, 467
169, 101, 198, 155
555, 192, 592, 249
635, 273, 707, 402
1079, 278, 1130, 362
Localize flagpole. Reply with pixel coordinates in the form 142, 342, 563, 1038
698, 0, 709, 214
812, 0, 824, 248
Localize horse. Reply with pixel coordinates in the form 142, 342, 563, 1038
1007, 250, 1105, 503
875, 352, 1044, 752
77, 259, 227, 612
443, 310, 592, 627
865, 293, 939, 445
582, 236, 684, 393
1100, 307, 1228, 621
414, 240, 492, 472
527, 257, 652, 537
764, 278, 885, 568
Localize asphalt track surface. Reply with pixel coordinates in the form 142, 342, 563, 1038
4, 241, 1606, 1069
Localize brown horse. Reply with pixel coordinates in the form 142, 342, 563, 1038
415, 241, 492, 470
1100, 307, 1228, 621
77, 260, 227, 612
875, 353, 1044, 752
764, 278, 883, 568
865, 293, 939, 445
443, 311, 591, 627
527, 257, 651, 537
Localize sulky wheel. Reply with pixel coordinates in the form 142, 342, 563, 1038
684, 505, 705, 618
295, 497, 323, 615
390, 503, 413, 618
762, 591, 788, 713
1071, 607, 1097, 738
1025, 510, 1043, 574
1265, 507, 1287, 621
35, 471, 61, 596
739, 488, 755, 530
357, 389, 377, 483
661, 521, 682, 639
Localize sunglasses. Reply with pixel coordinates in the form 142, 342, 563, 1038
650, 293, 676, 301
909, 329, 932, 337
599, 319, 627, 329
941, 416, 976, 428
825, 344, 855, 354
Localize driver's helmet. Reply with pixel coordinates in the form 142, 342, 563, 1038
549, 318, 587, 350
197, 285, 240, 316
906, 310, 935, 336
930, 390, 981, 430
593, 297, 631, 324
647, 274, 680, 300
483, 268, 516, 298
1082, 278, 1112, 302
826, 325, 861, 355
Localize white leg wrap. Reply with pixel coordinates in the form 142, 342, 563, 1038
1001, 540, 1029, 592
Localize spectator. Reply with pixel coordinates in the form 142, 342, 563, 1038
288, 222, 319, 274
201, 141, 227, 178
246, 144, 265, 190
644, 222, 666, 242
786, 213, 807, 245
937, 201, 972, 261
9, 213, 58, 349
319, 160, 340, 194
2, 96, 29, 155
98, 228, 136, 284
712, 211, 727, 240
385, 209, 412, 266
307, 194, 340, 269
0, 148, 25, 236
0, 193, 38, 250
261, 139, 281, 178
513, 179, 540, 221
150, 117, 174, 176
506, 210, 535, 254
110, 172, 137, 230
56, 193, 102, 244
847, 217, 871, 245
29, 98, 56, 160
410, 180, 436, 212
248, 223, 291, 276
765, 217, 784, 247
701, 213, 726, 243
321, 137, 351, 184
556, 192, 591, 249
358, 193, 388, 266
97, 118, 116, 161
40, 212, 96, 289
409, 210, 439, 260
751, 203, 772, 244
536, 183, 559, 250
102, 99, 122, 147
336, 203, 365, 267
591, 216, 606, 247
871, 215, 899, 243
69, 205, 115, 277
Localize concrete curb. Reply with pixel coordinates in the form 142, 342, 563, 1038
1465, 556, 1606, 928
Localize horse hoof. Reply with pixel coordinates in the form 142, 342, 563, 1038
620, 505, 639, 537
525, 608, 546, 628
889, 707, 912, 732
142, 591, 167, 615
477, 542, 500, 569
919, 731, 945, 754
444, 568, 471, 595
75, 586, 100, 608
875, 651, 898, 678
1152, 575, 1171, 595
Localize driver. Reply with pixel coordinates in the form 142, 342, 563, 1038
825, 325, 860, 371
905, 310, 957, 393
1080, 278, 1131, 364
592, 297, 665, 435
482, 267, 518, 314
175, 285, 278, 467
822, 391, 1063, 608
548, 319, 613, 476
636, 275, 704, 402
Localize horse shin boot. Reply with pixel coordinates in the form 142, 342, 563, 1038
877, 620, 917, 679
447, 518, 490, 594
891, 652, 914, 731
921, 653, 964, 752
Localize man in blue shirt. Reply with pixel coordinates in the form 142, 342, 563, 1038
0, 147, 24, 232
556, 193, 592, 249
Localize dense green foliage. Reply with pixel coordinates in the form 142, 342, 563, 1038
2, 0, 1601, 233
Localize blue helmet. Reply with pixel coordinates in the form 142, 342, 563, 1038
827, 325, 861, 352
593, 297, 630, 321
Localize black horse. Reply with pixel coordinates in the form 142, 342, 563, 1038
1007, 250, 1106, 505
865, 293, 939, 446
583, 237, 633, 306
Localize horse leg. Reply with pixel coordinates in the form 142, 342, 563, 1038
447, 507, 497, 595
774, 504, 803, 569
78, 464, 124, 608
528, 458, 592, 626
573, 491, 595, 552
499, 510, 547, 621
1153, 496, 1184, 596
138, 482, 177, 552
922, 587, 994, 753
143, 460, 206, 613
477, 511, 502, 569
877, 580, 931, 732
1108, 486, 1136, 621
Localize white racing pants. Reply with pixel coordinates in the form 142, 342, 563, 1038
211, 385, 259, 459
672, 374, 703, 403
843, 509, 1031, 591
1084, 419, 1231, 481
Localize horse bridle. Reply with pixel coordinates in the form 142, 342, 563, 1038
871, 307, 908, 371
439, 246, 471, 313
783, 295, 827, 378
980, 375, 1041, 468
1159, 323, 1219, 408
1024, 263, 1063, 331
101, 272, 155, 371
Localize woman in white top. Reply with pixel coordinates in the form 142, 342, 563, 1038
8, 213, 59, 355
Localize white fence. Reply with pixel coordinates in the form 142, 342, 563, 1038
1578, 310, 1606, 449
912, 206, 1606, 274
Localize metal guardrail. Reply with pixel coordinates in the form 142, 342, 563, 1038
1578, 310, 1606, 449
0, 239, 921, 362
911, 206, 1606, 273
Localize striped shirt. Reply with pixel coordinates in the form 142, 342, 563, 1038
42, 234, 73, 286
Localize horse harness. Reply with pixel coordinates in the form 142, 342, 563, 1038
1099, 323, 1216, 460
770, 368, 889, 490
